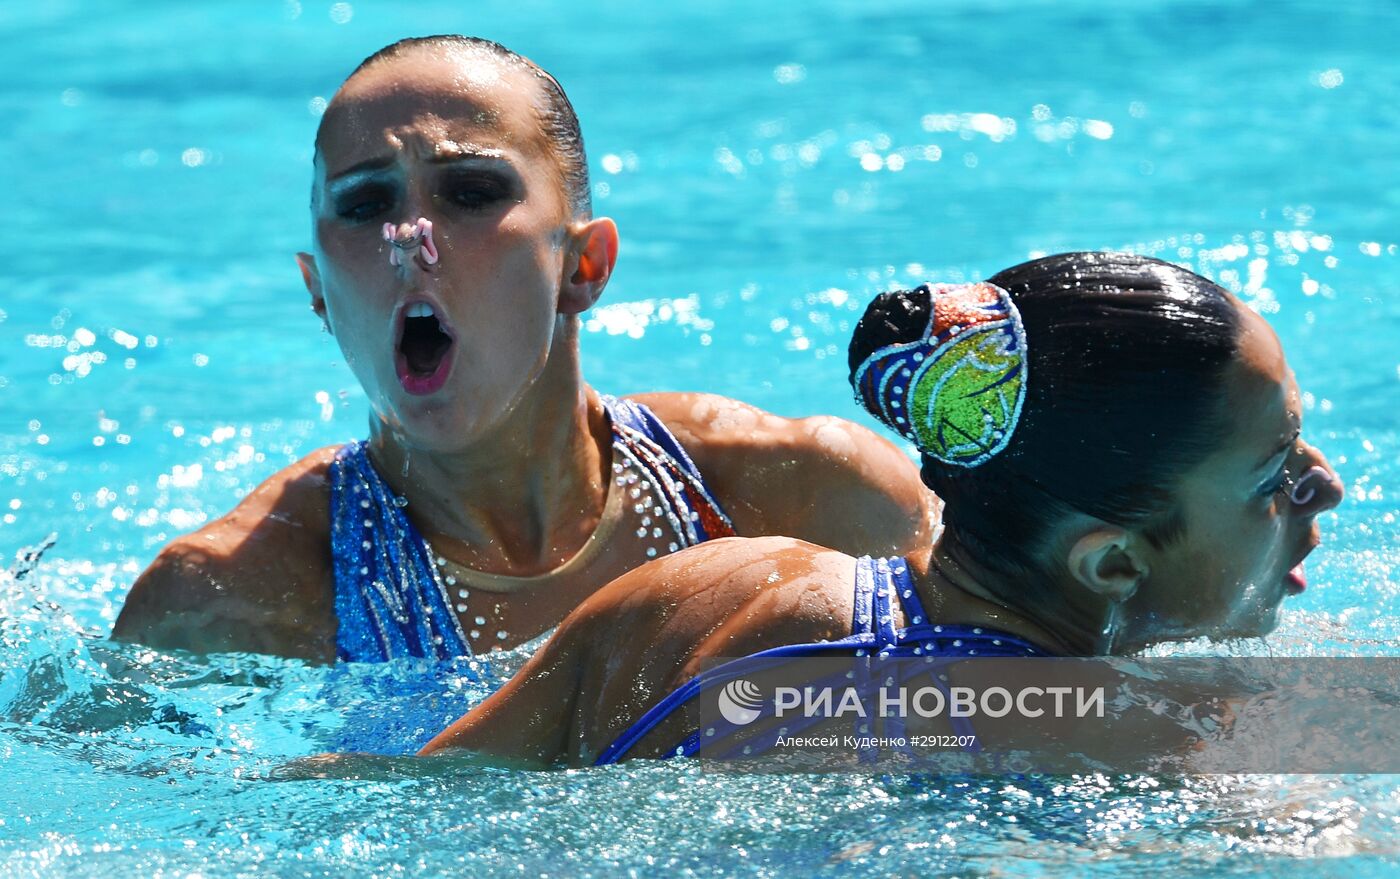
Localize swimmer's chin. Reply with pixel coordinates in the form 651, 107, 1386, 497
1203, 604, 1286, 643
1135, 603, 1285, 651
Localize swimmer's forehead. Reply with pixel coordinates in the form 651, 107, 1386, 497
315, 49, 552, 175
1211, 303, 1299, 476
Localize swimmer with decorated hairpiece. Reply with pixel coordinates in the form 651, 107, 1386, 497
422, 252, 1344, 766
113, 36, 934, 663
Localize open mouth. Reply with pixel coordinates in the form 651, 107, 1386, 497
1284, 562, 1307, 595
395, 302, 455, 395
1283, 531, 1322, 596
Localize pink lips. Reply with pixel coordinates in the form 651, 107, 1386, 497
393, 301, 455, 396
1285, 562, 1307, 595
395, 346, 453, 395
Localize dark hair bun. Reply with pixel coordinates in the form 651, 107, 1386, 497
847, 286, 932, 375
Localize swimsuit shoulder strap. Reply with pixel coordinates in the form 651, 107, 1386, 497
883, 558, 1043, 656
851, 556, 900, 647
601, 395, 736, 543
604, 395, 705, 484
887, 557, 928, 625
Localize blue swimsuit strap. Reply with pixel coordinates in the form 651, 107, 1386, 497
593, 556, 1046, 765
605, 396, 706, 485
603, 395, 734, 543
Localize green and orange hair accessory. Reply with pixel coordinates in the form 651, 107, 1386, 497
852, 282, 1028, 468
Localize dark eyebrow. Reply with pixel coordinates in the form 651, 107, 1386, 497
326, 155, 396, 184
327, 148, 512, 184
1254, 428, 1300, 471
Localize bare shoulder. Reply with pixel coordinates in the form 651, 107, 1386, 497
627, 392, 936, 558
578, 536, 851, 625
423, 537, 861, 765
113, 445, 341, 661
578, 536, 857, 682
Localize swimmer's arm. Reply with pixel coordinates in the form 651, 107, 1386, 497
630, 392, 936, 558
420, 599, 595, 767
112, 448, 338, 662
424, 538, 854, 766
419, 549, 730, 766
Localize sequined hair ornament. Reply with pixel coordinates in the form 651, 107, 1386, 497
852, 282, 1028, 468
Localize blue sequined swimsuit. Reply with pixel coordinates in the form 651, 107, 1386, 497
328, 395, 734, 663
595, 555, 1047, 764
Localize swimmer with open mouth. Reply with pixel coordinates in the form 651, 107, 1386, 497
114, 35, 937, 665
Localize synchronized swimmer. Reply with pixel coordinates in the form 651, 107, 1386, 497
113, 36, 934, 665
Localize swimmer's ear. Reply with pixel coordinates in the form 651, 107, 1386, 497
296, 252, 330, 331
559, 218, 619, 315
1066, 527, 1147, 603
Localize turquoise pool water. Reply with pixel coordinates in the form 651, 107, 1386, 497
3, 0, 1399, 875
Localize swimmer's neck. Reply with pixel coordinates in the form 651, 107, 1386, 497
365, 329, 611, 574
920, 535, 1099, 656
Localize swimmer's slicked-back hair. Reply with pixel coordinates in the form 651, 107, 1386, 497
850, 252, 1242, 595
322, 34, 592, 218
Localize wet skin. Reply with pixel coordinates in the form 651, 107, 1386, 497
113, 46, 935, 661
422, 299, 1344, 766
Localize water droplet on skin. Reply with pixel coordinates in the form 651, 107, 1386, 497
475, 616, 486, 626
496, 630, 507, 640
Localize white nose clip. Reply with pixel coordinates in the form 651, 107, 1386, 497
381, 218, 439, 267
1290, 466, 1332, 505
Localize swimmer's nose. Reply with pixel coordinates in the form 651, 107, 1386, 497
1290, 443, 1343, 515
381, 218, 439, 268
